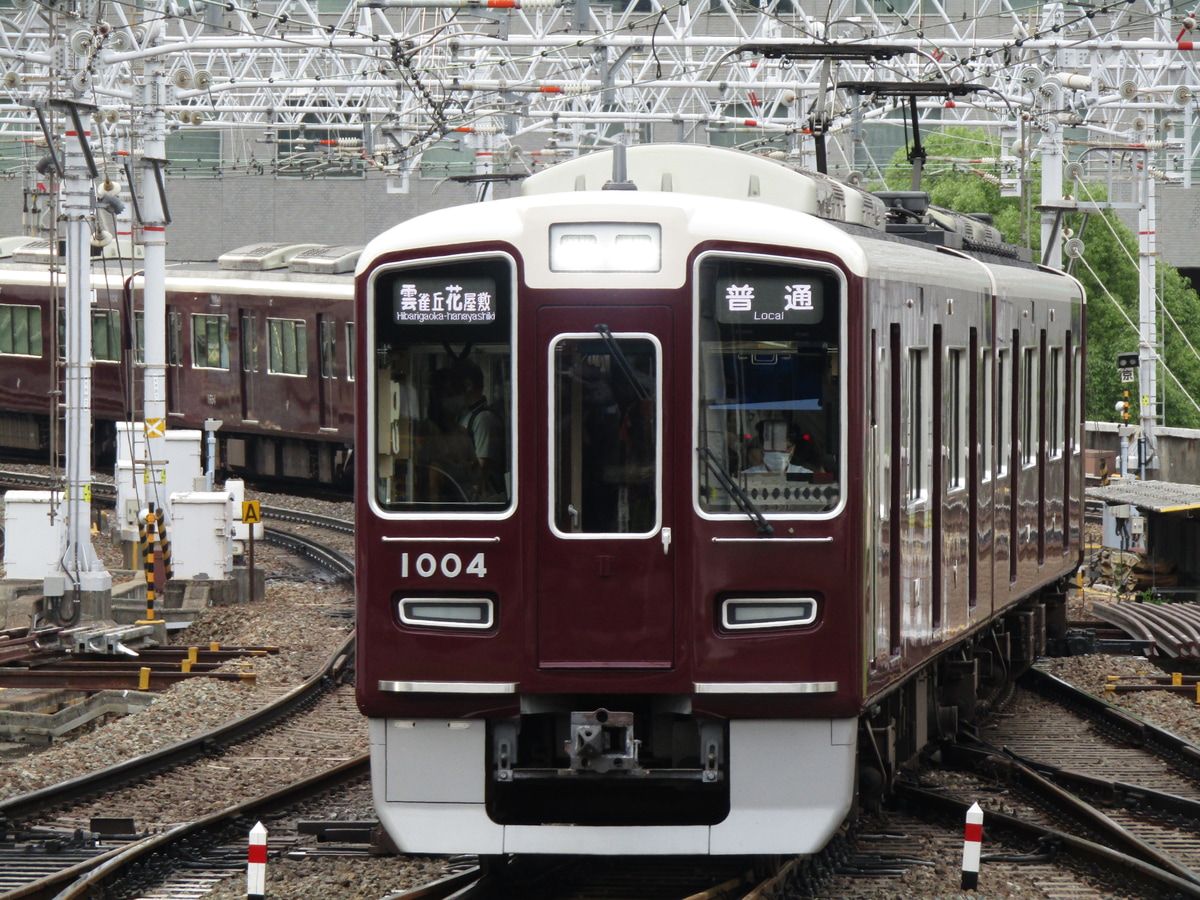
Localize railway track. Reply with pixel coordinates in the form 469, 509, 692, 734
900, 666, 1200, 898
9, 467, 1195, 899
382, 857, 761, 900
0, 631, 358, 897
0, 505, 363, 900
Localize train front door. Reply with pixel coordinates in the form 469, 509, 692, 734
536, 305, 676, 669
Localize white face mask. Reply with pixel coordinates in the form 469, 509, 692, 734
763, 451, 790, 473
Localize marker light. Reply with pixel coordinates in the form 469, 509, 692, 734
549, 222, 662, 273
721, 598, 818, 631
399, 597, 494, 630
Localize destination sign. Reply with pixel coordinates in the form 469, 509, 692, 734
393, 275, 498, 325
715, 272, 824, 326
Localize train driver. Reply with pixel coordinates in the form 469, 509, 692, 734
744, 419, 813, 475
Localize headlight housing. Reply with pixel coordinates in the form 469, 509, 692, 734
398, 597, 495, 630
720, 597, 818, 631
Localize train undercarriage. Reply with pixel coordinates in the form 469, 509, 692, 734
858, 587, 1065, 810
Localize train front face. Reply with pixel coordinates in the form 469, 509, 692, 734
356, 192, 863, 856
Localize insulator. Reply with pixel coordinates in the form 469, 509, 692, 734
1018, 65, 1043, 88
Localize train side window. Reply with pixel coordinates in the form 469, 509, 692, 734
907, 347, 927, 504
1049, 347, 1062, 459
167, 310, 183, 367
320, 319, 337, 379
551, 334, 659, 536
997, 349, 1010, 478
267, 318, 308, 376
59, 308, 120, 361
981, 345, 992, 483
241, 313, 259, 373
948, 347, 965, 492
0, 304, 43, 357
92, 310, 121, 362
1020, 346, 1038, 467
192, 314, 230, 369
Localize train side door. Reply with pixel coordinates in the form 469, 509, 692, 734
536, 305, 676, 668
239, 310, 258, 422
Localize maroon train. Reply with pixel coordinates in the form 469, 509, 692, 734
0, 240, 356, 486
355, 143, 1085, 857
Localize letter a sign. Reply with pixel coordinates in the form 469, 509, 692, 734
242, 501, 262, 524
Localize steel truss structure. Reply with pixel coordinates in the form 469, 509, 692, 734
1, 0, 1199, 184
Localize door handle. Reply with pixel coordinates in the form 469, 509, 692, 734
661, 526, 672, 555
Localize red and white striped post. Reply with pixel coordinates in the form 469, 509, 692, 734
247, 821, 267, 900
961, 801, 984, 890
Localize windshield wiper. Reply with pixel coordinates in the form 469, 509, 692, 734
594, 324, 649, 401
697, 447, 774, 537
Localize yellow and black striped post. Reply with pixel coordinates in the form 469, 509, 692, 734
156, 504, 174, 582
137, 510, 149, 572
141, 508, 158, 623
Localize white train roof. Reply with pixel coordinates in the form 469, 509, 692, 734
521, 143, 887, 231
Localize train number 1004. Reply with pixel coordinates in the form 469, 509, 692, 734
400, 552, 488, 579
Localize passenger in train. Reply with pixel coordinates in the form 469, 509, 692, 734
417, 366, 477, 502
452, 359, 507, 501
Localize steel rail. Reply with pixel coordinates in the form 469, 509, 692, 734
895, 783, 1200, 899
945, 741, 1200, 885
1022, 667, 1200, 780
261, 505, 353, 535
9, 755, 368, 900
0, 632, 355, 823
263, 527, 354, 580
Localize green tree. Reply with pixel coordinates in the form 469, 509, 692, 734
880, 126, 1200, 427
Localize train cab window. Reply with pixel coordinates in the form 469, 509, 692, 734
192, 314, 230, 369
696, 255, 841, 517
0, 304, 43, 357
268, 318, 308, 376
371, 256, 513, 512
551, 335, 659, 535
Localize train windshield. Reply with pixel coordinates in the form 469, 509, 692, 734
696, 256, 841, 516
371, 256, 513, 512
